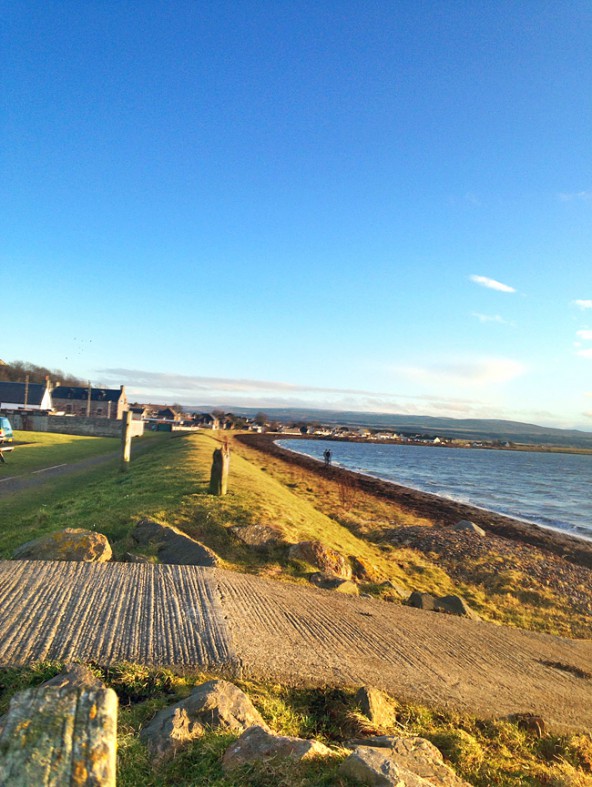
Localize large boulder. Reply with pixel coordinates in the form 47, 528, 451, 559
12, 528, 112, 562
356, 687, 396, 729
230, 523, 286, 551
132, 519, 219, 567
288, 540, 352, 579
434, 595, 480, 621
451, 521, 486, 537
351, 556, 385, 583
222, 725, 332, 772
140, 679, 266, 758
405, 591, 479, 620
340, 737, 470, 786
406, 591, 437, 611
41, 664, 105, 691
309, 573, 359, 595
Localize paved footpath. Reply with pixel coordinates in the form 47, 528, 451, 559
0, 561, 590, 733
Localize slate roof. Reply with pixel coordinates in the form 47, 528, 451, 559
51, 386, 124, 402
0, 381, 49, 407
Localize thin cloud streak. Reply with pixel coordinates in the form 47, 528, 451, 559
574, 300, 592, 310
393, 357, 525, 387
558, 191, 592, 202
576, 349, 592, 359
470, 275, 516, 293
576, 330, 592, 340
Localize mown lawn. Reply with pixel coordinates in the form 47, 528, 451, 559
2, 430, 119, 476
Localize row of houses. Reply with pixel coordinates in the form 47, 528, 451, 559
0, 381, 223, 427
0, 381, 128, 419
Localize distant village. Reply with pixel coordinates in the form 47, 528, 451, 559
0, 376, 511, 448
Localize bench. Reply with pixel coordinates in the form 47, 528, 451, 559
0, 444, 14, 463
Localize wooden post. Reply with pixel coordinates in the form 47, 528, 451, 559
209, 442, 230, 495
121, 410, 132, 471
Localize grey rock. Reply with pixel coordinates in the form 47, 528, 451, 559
140, 679, 266, 758
380, 581, 411, 600
222, 725, 332, 772
122, 552, 152, 563
132, 519, 219, 567
340, 737, 471, 786
288, 540, 352, 579
405, 591, 437, 611
309, 573, 359, 595
230, 523, 286, 550
41, 663, 105, 691
12, 528, 112, 563
451, 520, 486, 536
356, 686, 395, 729
434, 595, 480, 620
339, 746, 408, 786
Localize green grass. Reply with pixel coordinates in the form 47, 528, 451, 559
0, 432, 192, 557
1, 661, 591, 786
2, 430, 119, 476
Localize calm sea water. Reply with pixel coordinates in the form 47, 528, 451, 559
277, 439, 592, 540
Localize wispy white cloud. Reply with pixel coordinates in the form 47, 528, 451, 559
576, 329, 592, 340
558, 191, 592, 202
470, 275, 516, 293
573, 300, 592, 310
471, 312, 510, 325
96, 366, 502, 419
393, 357, 525, 387
576, 348, 592, 359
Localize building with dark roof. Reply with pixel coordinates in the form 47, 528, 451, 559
0, 381, 53, 411
51, 385, 128, 419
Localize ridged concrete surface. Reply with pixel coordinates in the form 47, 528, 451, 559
0, 561, 234, 667
0, 561, 591, 732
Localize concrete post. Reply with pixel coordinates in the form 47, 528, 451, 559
121, 410, 132, 470
209, 443, 230, 495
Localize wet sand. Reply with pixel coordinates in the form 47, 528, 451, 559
236, 433, 592, 571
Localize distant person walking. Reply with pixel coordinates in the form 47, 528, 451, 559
323, 448, 332, 468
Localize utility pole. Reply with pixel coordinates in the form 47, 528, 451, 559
23, 374, 29, 410
86, 381, 92, 417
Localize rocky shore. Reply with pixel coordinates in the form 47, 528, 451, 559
236, 433, 592, 571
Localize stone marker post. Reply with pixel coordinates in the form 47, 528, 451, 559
209, 442, 230, 495
121, 410, 133, 471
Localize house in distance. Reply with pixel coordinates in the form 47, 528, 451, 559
51, 385, 128, 419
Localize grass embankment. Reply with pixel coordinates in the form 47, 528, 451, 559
2, 430, 590, 637
3, 430, 592, 785
1, 661, 591, 787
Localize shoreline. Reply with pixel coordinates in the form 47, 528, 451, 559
235, 433, 592, 571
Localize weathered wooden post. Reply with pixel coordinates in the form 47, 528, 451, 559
121, 410, 132, 471
209, 442, 230, 495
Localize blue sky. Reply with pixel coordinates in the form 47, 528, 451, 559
2, 1, 591, 427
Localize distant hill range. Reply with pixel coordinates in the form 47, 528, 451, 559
196, 406, 592, 449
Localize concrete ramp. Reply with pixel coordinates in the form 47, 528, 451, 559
0, 561, 591, 733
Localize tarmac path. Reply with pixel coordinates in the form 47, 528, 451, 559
0, 560, 590, 733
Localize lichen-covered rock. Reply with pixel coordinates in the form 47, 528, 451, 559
356, 686, 396, 729
222, 725, 332, 772
288, 540, 352, 579
122, 552, 152, 563
132, 519, 219, 567
0, 685, 117, 787
140, 679, 266, 758
339, 745, 408, 785
230, 524, 286, 551
351, 556, 385, 583
380, 581, 411, 601
451, 520, 486, 536
12, 528, 112, 563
